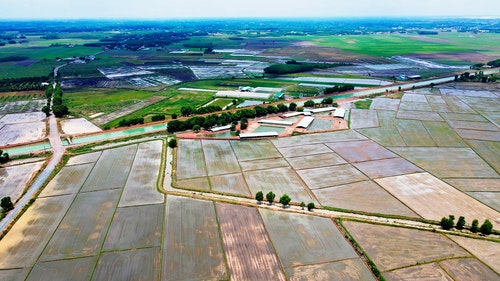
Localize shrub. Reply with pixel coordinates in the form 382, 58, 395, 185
470, 219, 479, 233
456, 216, 466, 230
480, 219, 493, 235
307, 202, 315, 211
168, 139, 177, 148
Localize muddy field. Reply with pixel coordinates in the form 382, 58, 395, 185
60, 118, 101, 135
0, 161, 44, 202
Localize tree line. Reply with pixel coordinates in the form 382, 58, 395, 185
264, 60, 348, 75
440, 215, 494, 235
0, 76, 48, 92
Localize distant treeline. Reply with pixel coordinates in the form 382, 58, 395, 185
0, 56, 29, 63
84, 32, 189, 51
324, 85, 355, 94
0, 76, 48, 92
487, 59, 500, 67
264, 60, 348, 75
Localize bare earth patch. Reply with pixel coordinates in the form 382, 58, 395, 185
60, 118, 102, 135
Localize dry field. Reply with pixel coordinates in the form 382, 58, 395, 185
384, 263, 455, 281
201, 139, 240, 176
271, 130, 367, 148
325, 139, 397, 162
0, 122, 46, 146
277, 143, 332, 158
286, 152, 346, 170
245, 167, 316, 203
26, 257, 96, 281
342, 221, 470, 272
448, 235, 500, 274
375, 173, 500, 225
312, 181, 420, 217
285, 259, 376, 281
163, 196, 227, 281
456, 129, 500, 141
210, 173, 252, 196
39, 163, 94, 197
0, 161, 43, 202
441, 96, 475, 113
422, 121, 466, 147
467, 192, 500, 211
230, 139, 281, 160
118, 141, 164, 207
396, 110, 444, 121
175, 139, 206, 179
369, 98, 400, 111
239, 157, 289, 171
440, 258, 500, 281
349, 109, 379, 129
92, 248, 161, 281
297, 164, 368, 189
65, 151, 101, 166
352, 157, 422, 178
395, 119, 436, 146
216, 203, 285, 281
60, 118, 102, 135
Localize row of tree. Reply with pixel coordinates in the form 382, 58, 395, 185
440, 215, 494, 235
264, 60, 346, 75
255, 191, 315, 211
180, 105, 222, 117
0, 76, 48, 92
454, 71, 498, 83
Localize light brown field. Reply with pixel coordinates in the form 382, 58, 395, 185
375, 173, 500, 225
277, 143, 332, 157
395, 119, 436, 146
176, 139, 207, 179
26, 256, 97, 281
448, 235, 500, 275
163, 196, 227, 281
245, 167, 315, 203
39, 163, 94, 197
285, 259, 376, 281
391, 147, 499, 178
60, 118, 102, 135
287, 152, 346, 170
397, 110, 444, 121
103, 204, 163, 251
92, 248, 161, 281
0, 161, 44, 202
0, 195, 75, 268
467, 192, 500, 211
297, 164, 368, 189
445, 178, 500, 192
201, 139, 240, 176
65, 151, 101, 166
210, 173, 252, 196
119, 141, 164, 207
39, 190, 120, 262
439, 258, 500, 281
239, 157, 290, 171
0, 122, 46, 146
352, 157, 422, 179
0, 268, 30, 281
81, 145, 137, 192
384, 263, 453, 281
466, 139, 500, 173
399, 101, 434, 112
369, 98, 400, 111
216, 203, 285, 281
342, 221, 470, 272
326, 139, 398, 163
259, 209, 358, 267
175, 177, 210, 190
402, 93, 429, 103
271, 130, 367, 148
313, 181, 420, 217
350, 109, 380, 129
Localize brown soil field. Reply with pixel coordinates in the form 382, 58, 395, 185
357, 126, 406, 147
210, 173, 252, 196
384, 263, 454, 281
239, 157, 290, 171
287, 152, 347, 170
402, 93, 429, 103
118, 141, 164, 207
0, 195, 75, 268
445, 178, 500, 192
259, 209, 358, 267
277, 143, 332, 158
216, 203, 285, 281
285, 259, 376, 281
81, 145, 137, 192
103, 204, 163, 251
39, 163, 94, 197
39, 189, 121, 262
370, 98, 400, 111
342, 221, 470, 272
350, 109, 380, 129
422, 121, 467, 147
163, 196, 227, 281
92, 248, 161, 281
175, 139, 207, 179
271, 130, 367, 148
230, 139, 282, 160
0, 122, 46, 146
176, 177, 210, 190
353, 157, 422, 178
245, 167, 315, 203
0, 268, 30, 281
391, 147, 499, 178
448, 235, 500, 275
397, 110, 444, 121
326, 139, 398, 163
65, 151, 101, 166
26, 257, 96, 281
440, 258, 500, 281
312, 181, 420, 218
297, 164, 368, 189
0, 161, 44, 202
467, 192, 500, 211
375, 173, 500, 225
201, 139, 240, 176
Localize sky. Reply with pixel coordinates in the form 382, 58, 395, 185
0, 0, 499, 20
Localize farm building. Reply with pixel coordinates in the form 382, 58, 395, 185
282, 111, 311, 118
215, 91, 272, 99
239, 132, 279, 139
210, 125, 232, 132
334, 108, 347, 118
258, 119, 294, 126
297, 116, 315, 128
311, 107, 336, 114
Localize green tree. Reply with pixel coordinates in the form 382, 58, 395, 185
289, 102, 297, 111
480, 219, 493, 235
279, 194, 291, 208
300, 202, 305, 210
304, 100, 315, 107
266, 191, 275, 205
307, 202, 315, 211
180, 106, 194, 117
192, 124, 201, 132
470, 219, 479, 233
168, 139, 177, 148
255, 191, 264, 204
42, 105, 50, 117
440, 215, 455, 230
1, 196, 14, 212
321, 97, 333, 104
456, 216, 466, 230
0, 149, 9, 164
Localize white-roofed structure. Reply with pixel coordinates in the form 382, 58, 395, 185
311, 107, 336, 114
215, 91, 272, 99
334, 108, 347, 118
210, 125, 231, 132
297, 116, 315, 128
240, 132, 279, 139
258, 119, 294, 126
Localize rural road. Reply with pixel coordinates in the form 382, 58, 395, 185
0, 79, 65, 233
